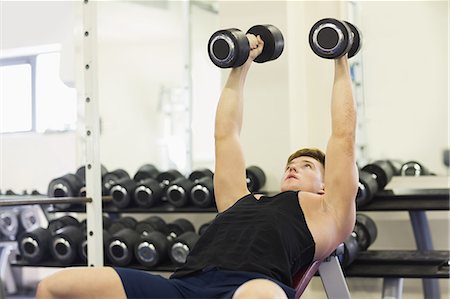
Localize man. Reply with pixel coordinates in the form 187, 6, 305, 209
36, 32, 357, 299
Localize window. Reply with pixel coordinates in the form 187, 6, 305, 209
0, 46, 77, 134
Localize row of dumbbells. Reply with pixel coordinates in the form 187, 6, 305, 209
208, 18, 363, 69
340, 213, 378, 267
356, 160, 434, 207
48, 164, 266, 210
17, 215, 210, 268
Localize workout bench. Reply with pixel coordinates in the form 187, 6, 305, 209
293, 243, 350, 299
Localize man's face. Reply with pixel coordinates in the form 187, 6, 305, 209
280, 156, 325, 194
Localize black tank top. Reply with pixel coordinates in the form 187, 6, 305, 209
170, 191, 316, 286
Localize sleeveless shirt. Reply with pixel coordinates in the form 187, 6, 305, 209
170, 191, 316, 286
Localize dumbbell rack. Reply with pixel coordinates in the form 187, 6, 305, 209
348, 176, 449, 299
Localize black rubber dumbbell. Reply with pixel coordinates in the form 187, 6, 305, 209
108, 216, 138, 235
166, 177, 195, 208
208, 24, 284, 68
105, 227, 140, 266
102, 169, 130, 196
17, 227, 52, 264
246, 166, 266, 193
47, 173, 84, 209
400, 160, 433, 176
356, 160, 395, 207
49, 225, 84, 265
136, 216, 167, 236
134, 231, 169, 268
111, 164, 162, 209
48, 215, 80, 233
169, 231, 200, 266
341, 213, 377, 267
132, 164, 163, 208
79, 229, 111, 264
156, 169, 185, 193
309, 18, 362, 59
188, 169, 215, 208
165, 218, 195, 242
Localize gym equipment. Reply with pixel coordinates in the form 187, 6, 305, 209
79, 229, 111, 263
191, 176, 215, 208
169, 231, 200, 266
48, 215, 80, 233
356, 160, 395, 207
0, 208, 20, 241
17, 227, 52, 264
136, 216, 167, 236
102, 169, 130, 195
166, 218, 195, 242
156, 169, 184, 191
400, 161, 432, 176
188, 168, 214, 182
134, 231, 169, 267
49, 225, 84, 265
133, 164, 160, 182
309, 18, 362, 59
208, 24, 284, 68
105, 228, 140, 266
341, 213, 377, 267
133, 178, 164, 208
47, 173, 84, 198
246, 166, 266, 192
110, 177, 138, 209
19, 205, 46, 233
166, 177, 195, 208
108, 216, 138, 235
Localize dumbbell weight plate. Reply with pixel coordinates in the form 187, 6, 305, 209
356, 170, 379, 207
354, 213, 378, 251
309, 18, 352, 59
341, 233, 359, 267
208, 28, 250, 68
18, 227, 52, 264
0, 209, 20, 240
344, 21, 362, 58
50, 225, 84, 265
190, 177, 214, 208
246, 24, 284, 63
169, 231, 200, 266
133, 164, 160, 183
106, 228, 140, 266
246, 166, 266, 193
362, 160, 394, 190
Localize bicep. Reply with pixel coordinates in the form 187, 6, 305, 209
214, 135, 249, 212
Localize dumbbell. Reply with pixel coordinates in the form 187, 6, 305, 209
134, 231, 170, 268
356, 160, 395, 207
169, 231, 200, 266
246, 166, 266, 193
341, 213, 377, 267
102, 169, 130, 196
110, 164, 161, 209
188, 169, 215, 208
208, 24, 284, 68
136, 216, 167, 236
166, 176, 196, 208
108, 216, 138, 235
166, 169, 214, 208
105, 227, 140, 266
309, 18, 362, 59
165, 218, 196, 242
17, 227, 52, 264
19, 205, 44, 233
50, 224, 84, 265
400, 161, 433, 176
47, 173, 84, 209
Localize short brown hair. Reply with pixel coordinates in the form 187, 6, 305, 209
287, 148, 325, 168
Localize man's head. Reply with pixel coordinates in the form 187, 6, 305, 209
280, 148, 325, 194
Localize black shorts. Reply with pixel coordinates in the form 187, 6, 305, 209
114, 266, 296, 299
